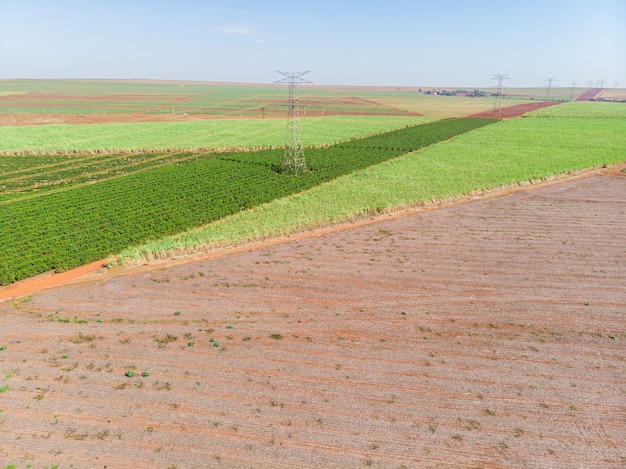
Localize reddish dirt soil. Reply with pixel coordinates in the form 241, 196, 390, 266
575, 88, 606, 101
1, 169, 625, 468
0, 108, 419, 126
467, 101, 562, 119
0, 112, 261, 126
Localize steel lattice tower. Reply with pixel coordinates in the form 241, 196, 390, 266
492, 74, 510, 116
275, 71, 312, 175
545, 77, 557, 99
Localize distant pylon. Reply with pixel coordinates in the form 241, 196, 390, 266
492, 74, 510, 117
569, 82, 578, 101
275, 71, 312, 175
545, 77, 557, 99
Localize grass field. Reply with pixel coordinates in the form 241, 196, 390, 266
503, 87, 578, 101
529, 101, 626, 118
116, 103, 626, 264
0, 115, 431, 155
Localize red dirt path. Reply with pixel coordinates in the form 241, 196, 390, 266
1, 168, 624, 468
467, 101, 562, 119
575, 88, 606, 101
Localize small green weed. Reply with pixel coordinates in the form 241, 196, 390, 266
125, 370, 135, 378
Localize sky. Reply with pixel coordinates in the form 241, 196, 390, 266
0, 0, 624, 88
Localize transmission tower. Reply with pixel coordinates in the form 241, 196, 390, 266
569, 82, 578, 101
274, 71, 312, 175
545, 77, 557, 99
492, 74, 510, 116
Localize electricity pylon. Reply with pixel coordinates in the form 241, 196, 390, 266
492, 74, 510, 116
275, 71, 312, 175
545, 77, 557, 99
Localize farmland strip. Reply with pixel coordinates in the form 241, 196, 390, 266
0, 118, 494, 285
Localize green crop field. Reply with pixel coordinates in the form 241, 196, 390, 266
0, 118, 495, 285
525, 101, 626, 118
0, 115, 432, 155
1, 80, 624, 286
117, 105, 626, 265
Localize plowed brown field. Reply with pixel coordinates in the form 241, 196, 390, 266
468, 101, 562, 119
1, 171, 625, 468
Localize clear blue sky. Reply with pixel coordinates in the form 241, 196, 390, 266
1, 0, 624, 88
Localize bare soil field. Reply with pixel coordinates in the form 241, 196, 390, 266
0, 111, 254, 126
1, 171, 625, 468
468, 101, 562, 119
575, 88, 607, 101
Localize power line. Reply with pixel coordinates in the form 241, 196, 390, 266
274, 71, 312, 175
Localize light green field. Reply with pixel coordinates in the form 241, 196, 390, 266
0, 79, 231, 95
504, 87, 580, 101
527, 101, 626, 118
116, 114, 626, 264
0, 115, 432, 154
